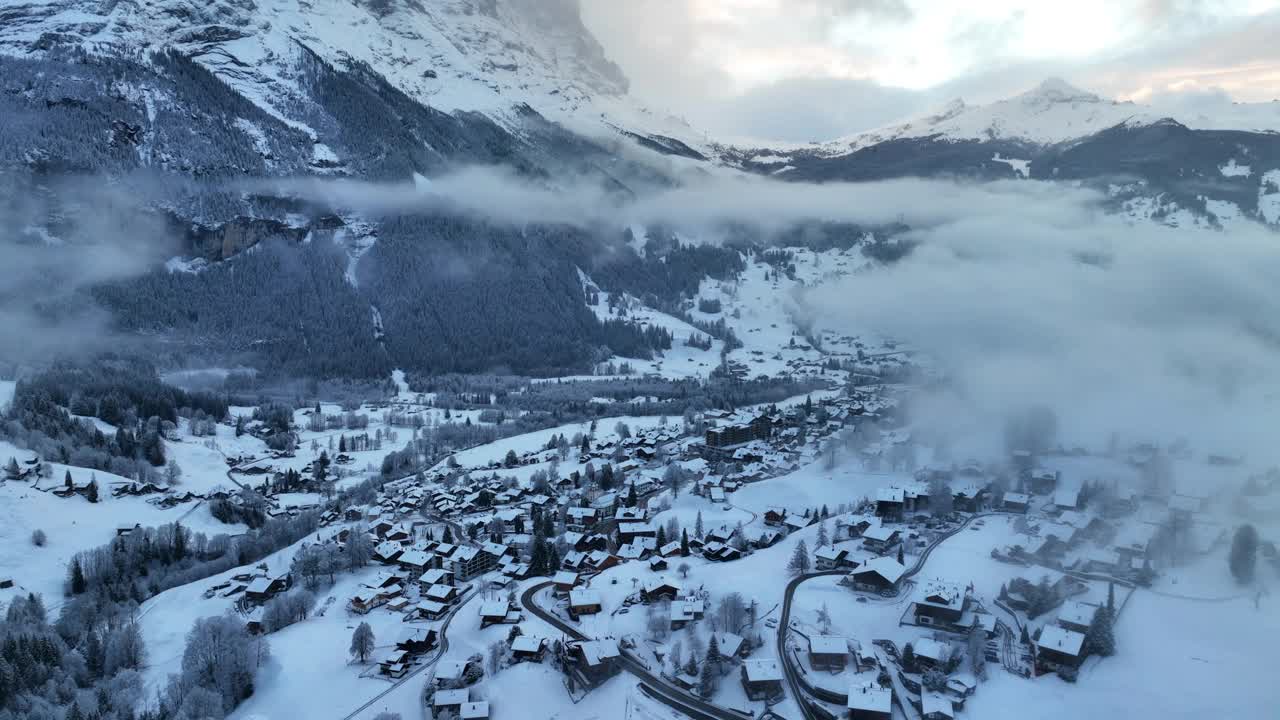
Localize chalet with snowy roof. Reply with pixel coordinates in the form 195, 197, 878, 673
861, 525, 901, 554
848, 681, 892, 720
913, 637, 949, 670
561, 550, 589, 571
566, 506, 599, 531
922, 691, 955, 720
433, 659, 473, 688
418, 568, 455, 590
552, 570, 581, 595
846, 556, 906, 594
1036, 624, 1086, 675
1000, 492, 1029, 513
658, 540, 684, 557
617, 542, 649, 561
808, 635, 850, 671
349, 589, 385, 614
1030, 468, 1059, 495
380, 649, 410, 679
397, 627, 437, 654
568, 588, 603, 619
617, 521, 658, 543
701, 541, 742, 562
754, 529, 784, 549
700, 523, 734, 542
1056, 600, 1097, 634
669, 598, 706, 629
615, 506, 647, 522
952, 483, 988, 512
784, 515, 813, 534
740, 658, 784, 701
396, 549, 433, 573
641, 580, 681, 603
244, 574, 290, 605
411, 600, 449, 621
1053, 487, 1082, 512
584, 550, 622, 572
715, 632, 747, 659
425, 583, 459, 605
478, 600, 520, 628
913, 581, 969, 628
373, 541, 404, 565
511, 635, 547, 663
569, 639, 621, 688
875, 488, 905, 520
432, 689, 469, 717
814, 545, 851, 570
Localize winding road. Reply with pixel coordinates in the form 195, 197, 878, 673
777, 512, 1000, 720
519, 581, 751, 720
338, 586, 478, 720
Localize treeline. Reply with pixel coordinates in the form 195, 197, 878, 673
588, 230, 746, 304
93, 239, 393, 380
359, 215, 674, 376
0, 594, 147, 720
3, 358, 229, 477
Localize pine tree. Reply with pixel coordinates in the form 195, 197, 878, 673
706, 633, 721, 671
897, 545, 904, 565
657, 525, 667, 548
681, 529, 690, 556
86, 479, 99, 503
64, 470, 73, 488
1086, 605, 1116, 657
695, 511, 704, 539
70, 557, 87, 594
85, 630, 104, 679
788, 540, 811, 576
816, 520, 828, 547
626, 483, 638, 508
698, 653, 716, 697
4, 457, 20, 480
902, 642, 916, 672
968, 625, 987, 680
1229, 524, 1259, 584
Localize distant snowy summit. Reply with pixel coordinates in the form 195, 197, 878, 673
811, 77, 1280, 152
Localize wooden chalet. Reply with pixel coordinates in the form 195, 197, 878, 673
740, 659, 784, 701
808, 635, 850, 671
847, 681, 892, 720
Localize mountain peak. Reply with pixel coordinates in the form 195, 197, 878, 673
1021, 77, 1101, 104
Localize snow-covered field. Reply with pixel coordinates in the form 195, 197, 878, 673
0, 440, 238, 605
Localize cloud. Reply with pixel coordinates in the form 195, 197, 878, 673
285, 160, 1280, 466
255, 167, 1103, 233
579, 1, 1280, 141
0, 176, 177, 366
804, 195, 1280, 463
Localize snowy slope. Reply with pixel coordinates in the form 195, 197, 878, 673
811, 77, 1280, 154
0, 0, 713, 159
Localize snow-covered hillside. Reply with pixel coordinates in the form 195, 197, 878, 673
812, 77, 1280, 154
0, 0, 709, 159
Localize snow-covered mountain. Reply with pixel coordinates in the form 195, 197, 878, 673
0, 0, 713, 178
724, 78, 1280, 230
0, 0, 619, 120
810, 77, 1280, 153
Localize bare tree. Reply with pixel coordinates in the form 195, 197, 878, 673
350, 622, 375, 663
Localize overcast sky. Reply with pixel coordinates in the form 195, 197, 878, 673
579, 0, 1280, 143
